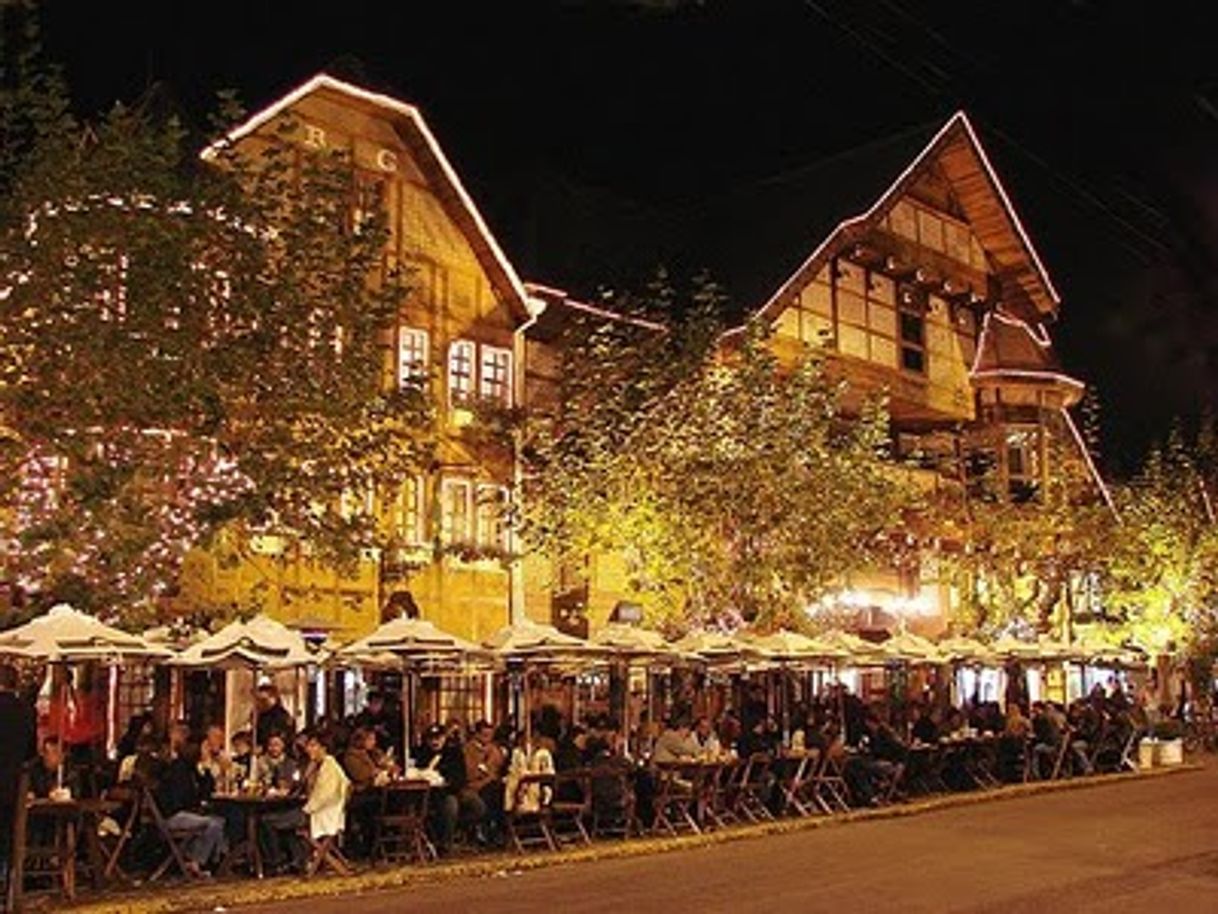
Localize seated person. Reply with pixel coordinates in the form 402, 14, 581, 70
342, 727, 394, 856
911, 705, 940, 745
230, 731, 254, 783
585, 735, 634, 829
652, 719, 699, 763
154, 741, 227, 876
343, 727, 395, 790
691, 717, 722, 758
414, 724, 467, 855
199, 724, 232, 787
27, 736, 80, 800
255, 732, 300, 791
261, 733, 349, 873
463, 721, 506, 841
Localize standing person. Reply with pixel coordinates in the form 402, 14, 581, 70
255, 684, 296, 749
0, 664, 37, 873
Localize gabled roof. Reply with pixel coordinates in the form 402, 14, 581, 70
201, 73, 531, 325
969, 309, 1080, 386
523, 281, 666, 345
751, 110, 1060, 325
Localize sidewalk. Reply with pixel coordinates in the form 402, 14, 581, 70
63, 763, 1202, 914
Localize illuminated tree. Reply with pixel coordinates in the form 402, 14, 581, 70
0, 10, 432, 618
522, 274, 907, 632
1105, 424, 1218, 653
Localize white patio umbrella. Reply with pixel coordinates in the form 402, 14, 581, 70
936, 634, 996, 666
878, 630, 944, 665
172, 614, 317, 749
0, 604, 172, 781
485, 620, 610, 742
669, 630, 767, 669
744, 629, 849, 665
818, 629, 887, 666
342, 617, 489, 754
0, 604, 172, 662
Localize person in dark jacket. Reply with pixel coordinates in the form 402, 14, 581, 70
255, 684, 296, 749
154, 741, 226, 874
0, 664, 37, 845
414, 724, 467, 854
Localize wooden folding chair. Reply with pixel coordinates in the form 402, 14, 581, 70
305, 831, 352, 877
1049, 730, 1074, 781
506, 773, 557, 853
811, 751, 851, 813
704, 761, 739, 829
589, 768, 638, 840
551, 770, 592, 847
1117, 728, 1143, 773
141, 790, 209, 882
93, 788, 140, 883
652, 766, 699, 836
778, 752, 817, 818
374, 782, 435, 865
734, 754, 775, 823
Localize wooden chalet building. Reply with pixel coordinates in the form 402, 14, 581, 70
178, 74, 1103, 643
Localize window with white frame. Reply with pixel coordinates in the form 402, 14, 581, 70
447, 340, 475, 405
475, 484, 510, 551
440, 477, 473, 545
397, 326, 429, 388
479, 346, 513, 406
393, 476, 425, 545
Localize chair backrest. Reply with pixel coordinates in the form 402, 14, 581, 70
512, 772, 556, 814
380, 782, 429, 820
553, 769, 591, 809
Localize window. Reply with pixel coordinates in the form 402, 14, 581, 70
479, 346, 513, 406
440, 478, 473, 545
897, 285, 927, 375
393, 476, 425, 545
397, 326, 429, 388
447, 340, 475, 405
475, 484, 510, 551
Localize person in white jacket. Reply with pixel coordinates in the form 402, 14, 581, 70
303, 734, 350, 840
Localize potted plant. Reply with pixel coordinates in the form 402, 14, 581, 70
1152, 719, 1185, 766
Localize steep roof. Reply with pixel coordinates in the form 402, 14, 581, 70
200, 73, 532, 325
748, 110, 1060, 325
969, 308, 1085, 397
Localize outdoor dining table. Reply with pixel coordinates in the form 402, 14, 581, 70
209, 792, 305, 879
16, 796, 125, 901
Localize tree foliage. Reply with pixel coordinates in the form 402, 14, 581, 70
522, 274, 908, 632
0, 8, 432, 616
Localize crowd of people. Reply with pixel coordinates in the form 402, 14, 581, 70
0, 664, 1171, 896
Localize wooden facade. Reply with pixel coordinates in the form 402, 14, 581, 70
182, 78, 1100, 641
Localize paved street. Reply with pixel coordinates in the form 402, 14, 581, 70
241, 768, 1217, 914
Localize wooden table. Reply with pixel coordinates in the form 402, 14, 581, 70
14, 796, 122, 904
209, 793, 304, 879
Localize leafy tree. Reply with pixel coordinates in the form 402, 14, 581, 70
941, 408, 1116, 637
522, 274, 908, 632
1105, 424, 1218, 653
0, 7, 432, 619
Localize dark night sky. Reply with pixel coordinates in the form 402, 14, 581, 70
35, 0, 1218, 473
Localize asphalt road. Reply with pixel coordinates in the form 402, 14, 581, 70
240, 767, 1218, 914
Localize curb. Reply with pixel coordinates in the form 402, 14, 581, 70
62, 763, 1203, 914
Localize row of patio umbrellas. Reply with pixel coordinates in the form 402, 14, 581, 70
0, 605, 1148, 671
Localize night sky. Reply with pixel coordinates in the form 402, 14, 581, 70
36, 0, 1218, 473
